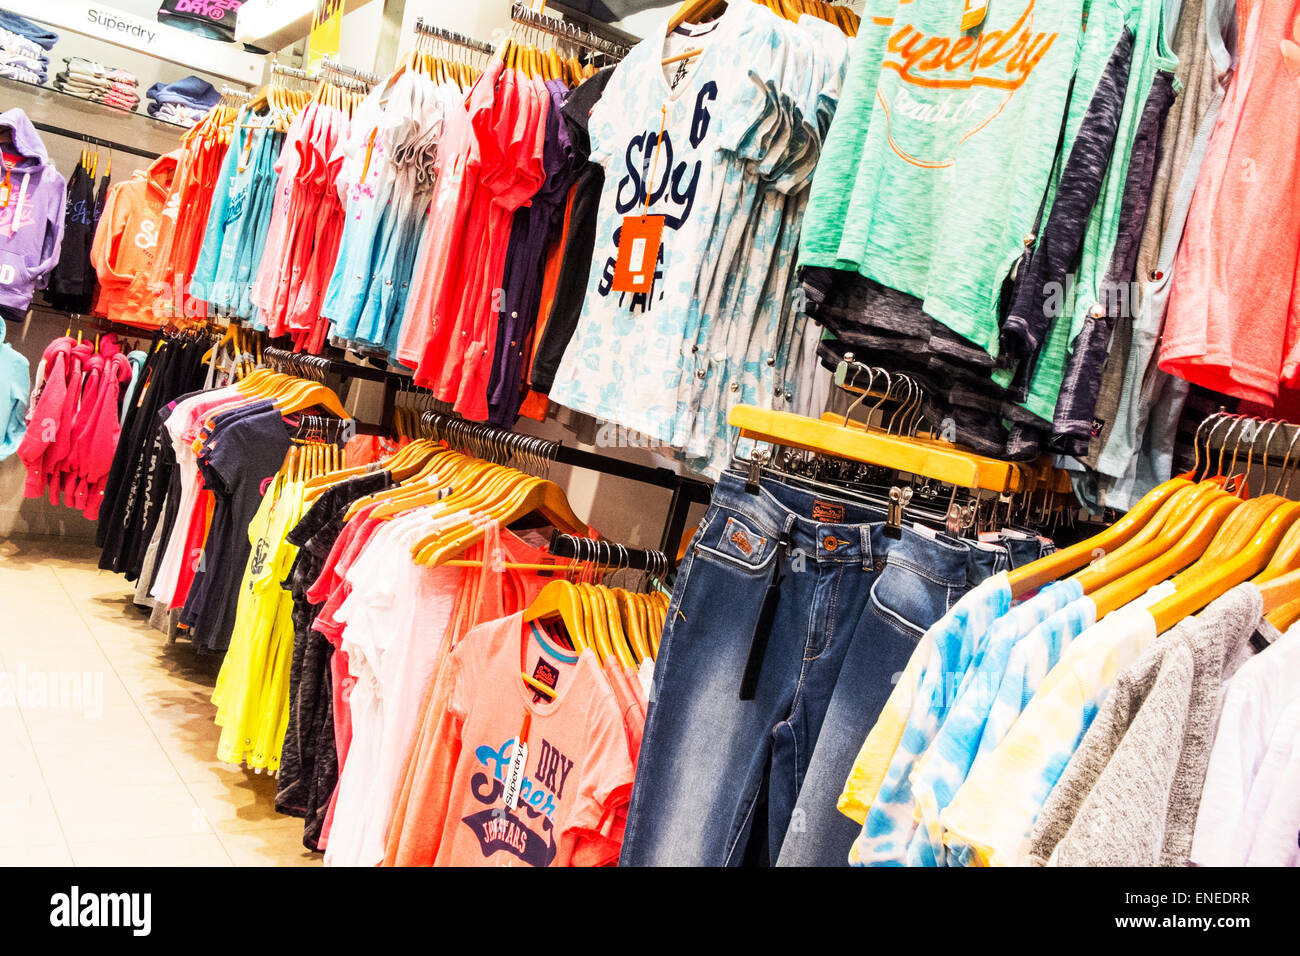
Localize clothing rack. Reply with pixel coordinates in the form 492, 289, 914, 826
413, 17, 496, 56
270, 63, 314, 82
420, 411, 710, 564
318, 57, 379, 89
1199, 412, 1300, 482
509, 2, 633, 59
220, 86, 254, 100
548, 531, 670, 578
27, 120, 160, 160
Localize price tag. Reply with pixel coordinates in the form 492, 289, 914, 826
0, 183, 9, 208
502, 713, 532, 810
611, 215, 665, 293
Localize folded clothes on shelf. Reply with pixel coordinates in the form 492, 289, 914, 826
145, 75, 220, 112
0, 10, 58, 50
0, 25, 49, 85
54, 56, 140, 111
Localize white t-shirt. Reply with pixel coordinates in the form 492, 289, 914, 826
1191, 625, 1300, 866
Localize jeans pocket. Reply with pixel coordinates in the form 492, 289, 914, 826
868, 562, 954, 643
692, 513, 780, 575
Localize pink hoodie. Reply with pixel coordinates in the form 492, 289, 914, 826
16, 334, 134, 517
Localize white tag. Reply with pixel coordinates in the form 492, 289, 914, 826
502, 738, 528, 809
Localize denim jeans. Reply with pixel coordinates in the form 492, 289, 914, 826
620, 472, 992, 866
775, 528, 1054, 866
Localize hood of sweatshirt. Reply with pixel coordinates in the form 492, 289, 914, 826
146, 150, 180, 202
0, 108, 49, 170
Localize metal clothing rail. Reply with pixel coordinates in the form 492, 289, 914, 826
270, 63, 314, 82
509, 2, 633, 58
548, 531, 670, 578
420, 410, 710, 566
28, 121, 161, 160
413, 17, 495, 55
318, 57, 380, 88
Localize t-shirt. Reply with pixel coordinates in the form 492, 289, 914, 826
939, 587, 1175, 866
798, 0, 1083, 358
384, 611, 636, 867
549, 2, 780, 444
1190, 622, 1300, 865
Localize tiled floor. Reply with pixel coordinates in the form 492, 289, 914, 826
0, 535, 320, 866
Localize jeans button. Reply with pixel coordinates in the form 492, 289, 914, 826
823, 535, 838, 552
873, 559, 885, 572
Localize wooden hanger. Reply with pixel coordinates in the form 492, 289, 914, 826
1007, 478, 1192, 598
525, 580, 589, 655
669, 0, 728, 30
731, 405, 1008, 493
1148, 501, 1300, 633
1072, 484, 1231, 593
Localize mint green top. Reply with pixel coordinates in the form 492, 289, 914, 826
799, 0, 1084, 357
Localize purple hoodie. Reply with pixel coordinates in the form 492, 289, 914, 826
0, 109, 66, 312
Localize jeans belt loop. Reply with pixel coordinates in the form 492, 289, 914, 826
738, 517, 795, 701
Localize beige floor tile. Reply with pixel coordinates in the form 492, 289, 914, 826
0, 843, 74, 865
0, 786, 65, 848
50, 781, 210, 844
71, 833, 232, 867
217, 828, 321, 867
3, 537, 309, 864
188, 770, 293, 833
36, 723, 183, 792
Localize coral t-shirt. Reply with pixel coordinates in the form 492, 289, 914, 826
388, 611, 635, 867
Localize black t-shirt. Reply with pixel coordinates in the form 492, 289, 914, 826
530, 67, 615, 394
183, 402, 291, 653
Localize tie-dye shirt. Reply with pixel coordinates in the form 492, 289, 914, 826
940, 596, 1169, 866
904, 587, 1093, 866
841, 575, 1080, 865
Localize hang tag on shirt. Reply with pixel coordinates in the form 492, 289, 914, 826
611, 215, 665, 294
960, 0, 987, 29
0, 183, 10, 208
502, 714, 531, 810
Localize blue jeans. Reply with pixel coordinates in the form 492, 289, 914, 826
774, 528, 1054, 867
620, 472, 987, 866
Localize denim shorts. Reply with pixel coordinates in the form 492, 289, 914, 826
620, 471, 1034, 866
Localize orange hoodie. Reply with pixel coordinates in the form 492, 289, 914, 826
90, 150, 180, 328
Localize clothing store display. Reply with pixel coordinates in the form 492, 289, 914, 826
54, 58, 141, 112
0, 25, 50, 86
45, 152, 108, 314
8, 0, 1300, 877
146, 75, 220, 118
90, 151, 180, 328
0, 110, 66, 314
15, 331, 138, 519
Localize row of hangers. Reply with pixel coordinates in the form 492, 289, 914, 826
1009, 411, 1300, 632
731, 359, 1072, 538
74, 143, 110, 182
664, 0, 860, 66
498, 17, 602, 85
393, 19, 494, 91
524, 579, 669, 683
732, 393, 1300, 629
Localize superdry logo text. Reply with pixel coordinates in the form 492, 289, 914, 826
49, 886, 151, 936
